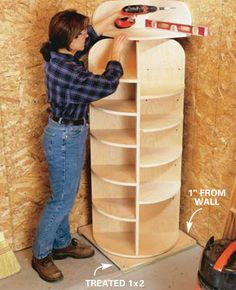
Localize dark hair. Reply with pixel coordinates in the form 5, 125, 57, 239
40, 9, 88, 62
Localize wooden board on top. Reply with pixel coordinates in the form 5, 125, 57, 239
78, 224, 196, 272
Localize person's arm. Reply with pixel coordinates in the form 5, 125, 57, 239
75, 11, 123, 59
92, 11, 120, 36
75, 25, 101, 59
69, 60, 124, 103
71, 34, 128, 103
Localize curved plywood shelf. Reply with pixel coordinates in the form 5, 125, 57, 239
141, 113, 183, 132
140, 86, 184, 100
94, 232, 136, 257
140, 146, 182, 167
140, 181, 180, 204
138, 196, 180, 256
91, 129, 136, 148
120, 78, 137, 83
91, 100, 136, 116
138, 232, 178, 257
88, 38, 137, 81
92, 165, 136, 186
93, 198, 136, 221
94, 231, 178, 258
93, 68, 137, 83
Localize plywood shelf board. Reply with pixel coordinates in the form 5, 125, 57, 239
138, 232, 179, 257
140, 86, 184, 100
141, 113, 183, 132
140, 181, 180, 204
93, 232, 136, 258
93, 198, 136, 221
91, 129, 136, 148
91, 100, 137, 116
92, 165, 136, 186
89, 38, 137, 80
92, 69, 137, 82
140, 146, 182, 167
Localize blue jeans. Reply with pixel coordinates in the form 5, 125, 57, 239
32, 117, 88, 259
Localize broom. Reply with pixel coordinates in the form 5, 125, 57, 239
0, 232, 21, 279
223, 176, 236, 239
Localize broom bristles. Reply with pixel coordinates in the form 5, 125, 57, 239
0, 232, 21, 279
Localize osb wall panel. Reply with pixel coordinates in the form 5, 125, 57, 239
0, 105, 13, 244
180, 0, 236, 246
0, 0, 235, 251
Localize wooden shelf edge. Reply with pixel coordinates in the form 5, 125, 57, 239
91, 100, 137, 117
140, 115, 183, 133
140, 147, 182, 168
91, 106, 137, 117
140, 183, 180, 205
120, 78, 138, 83
140, 87, 185, 100
91, 129, 137, 149
93, 232, 136, 258
92, 166, 137, 187
93, 199, 136, 222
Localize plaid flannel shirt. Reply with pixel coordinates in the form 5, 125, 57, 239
45, 25, 124, 120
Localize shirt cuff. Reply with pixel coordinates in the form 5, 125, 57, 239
106, 60, 124, 76
87, 25, 99, 41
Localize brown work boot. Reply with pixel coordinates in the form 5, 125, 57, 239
32, 254, 63, 283
52, 238, 94, 260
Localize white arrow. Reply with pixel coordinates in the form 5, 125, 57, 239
186, 208, 203, 233
93, 263, 113, 277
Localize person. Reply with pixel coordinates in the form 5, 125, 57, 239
32, 9, 127, 283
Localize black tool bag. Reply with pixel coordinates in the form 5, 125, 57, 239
198, 237, 236, 290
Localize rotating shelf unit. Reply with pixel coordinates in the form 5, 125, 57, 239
88, 0, 191, 258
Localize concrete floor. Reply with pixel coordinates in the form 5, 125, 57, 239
0, 236, 202, 290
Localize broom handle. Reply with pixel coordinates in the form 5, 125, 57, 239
0, 232, 4, 242
223, 176, 236, 238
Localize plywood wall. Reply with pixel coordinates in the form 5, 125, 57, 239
179, 0, 236, 245
0, 0, 235, 251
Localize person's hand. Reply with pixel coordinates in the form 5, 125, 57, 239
111, 34, 128, 61
92, 10, 122, 36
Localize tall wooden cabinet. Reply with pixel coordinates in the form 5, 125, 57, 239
86, 0, 192, 259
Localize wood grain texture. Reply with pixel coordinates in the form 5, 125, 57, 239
0, 0, 235, 250
181, 0, 236, 245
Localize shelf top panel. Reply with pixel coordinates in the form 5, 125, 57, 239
92, 0, 192, 40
